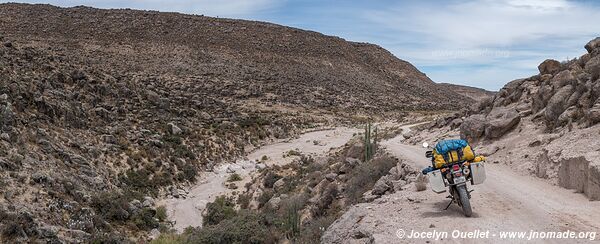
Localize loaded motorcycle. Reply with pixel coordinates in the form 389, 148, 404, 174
421, 140, 486, 217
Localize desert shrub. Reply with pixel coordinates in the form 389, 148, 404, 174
156, 205, 168, 222
227, 173, 242, 182
119, 168, 156, 194
90, 191, 131, 222
285, 150, 301, 157
203, 196, 237, 226
132, 208, 159, 230
0, 210, 34, 240
237, 193, 252, 210
279, 194, 307, 240
296, 215, 338, 244
151, 233, 187, 244
263, 172, 282, 188
239, 115, 271, 128
173, 144, 196, 160
90, 233, 130, 244
345, 156, 396, 204
181, 163, 197, 183
187, 210, 275, 244
306, 171, 322, 188
163, 135, 182, 145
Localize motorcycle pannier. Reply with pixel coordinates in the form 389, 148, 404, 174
433, 139, 475, 168
428, 170, 447, 193
470, 162, 486, 185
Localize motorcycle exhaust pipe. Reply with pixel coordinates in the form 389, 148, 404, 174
463, 168, 470, 175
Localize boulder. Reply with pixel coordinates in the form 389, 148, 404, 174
587, 100, 600, 125
402, 130, 414, 139
532, 84, 553, 113
538, 59, 561, 75
484, 107, 521, 139
344, 157, 360, 166
167, 122, 182, 135
371, 176, 392, 195
585, 56, 600, 79
325, 173, 337, 182
584, 37, 600, 54
557, 106, 581, 126
267, 196, 281, 209
449, 118, 463, 129
345, 142, 364, 159
550, 70, 575, 89
459, 114, 486, 144
146, 90, 161, 105
273, 178, 285, 191
578, 91, 593, 109
545, 85, 574, 127
143, 196, 155, 208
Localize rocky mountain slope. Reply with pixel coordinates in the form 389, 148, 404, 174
438, 83, 496, 101
0, 3, 479, 243
0, 3, 471, 113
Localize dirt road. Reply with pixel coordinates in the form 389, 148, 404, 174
160, 127, 359, 232
325, 124, 600, 243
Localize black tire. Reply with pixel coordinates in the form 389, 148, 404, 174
457, 185, 472, 217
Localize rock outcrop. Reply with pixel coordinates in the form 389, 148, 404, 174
461, 37, 600, 144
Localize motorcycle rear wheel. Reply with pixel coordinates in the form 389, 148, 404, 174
457, 185, 472, 217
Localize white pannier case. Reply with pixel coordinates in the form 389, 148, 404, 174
470, 162, 486, 185
428, 169, 446, 193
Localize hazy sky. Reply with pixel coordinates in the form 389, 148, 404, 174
3, 0, 600, 90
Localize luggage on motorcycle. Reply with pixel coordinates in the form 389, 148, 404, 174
470, 162, 486, 185
432, 139, 475, 168
428, 169, 447, 193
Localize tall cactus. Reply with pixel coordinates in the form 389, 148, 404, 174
364, 122, 377, 162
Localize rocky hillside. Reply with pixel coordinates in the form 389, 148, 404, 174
453, 37, 600, 200
0, 3, 470, 113
438, 83, 496, 101
0, 3, 476, 243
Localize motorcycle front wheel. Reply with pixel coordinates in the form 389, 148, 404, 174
457, 185, 472, 217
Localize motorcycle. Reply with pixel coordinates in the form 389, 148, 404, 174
421, 142, 486, 217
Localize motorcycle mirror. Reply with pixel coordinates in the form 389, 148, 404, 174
422, 142, 429, 148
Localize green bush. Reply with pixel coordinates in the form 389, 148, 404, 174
345, 156, 396, 204
181, 163, 198, 183
90, 191, 131, 222
188, 210, 275, 244
151, 233, 187, 244
156, 205, 168, 222
132, 208, 159, 230
237, 193, 252, 210
203, 196, 237, 226
227, 173, 242, 182
296, 215, 338, 244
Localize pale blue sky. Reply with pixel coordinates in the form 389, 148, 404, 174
3, 0, 600, 90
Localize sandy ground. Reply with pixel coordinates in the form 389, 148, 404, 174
160, 127, 359, 232
325, 125, 600, 243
